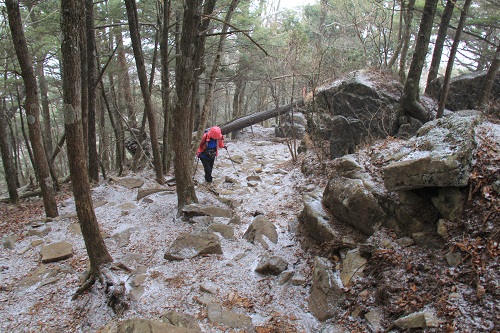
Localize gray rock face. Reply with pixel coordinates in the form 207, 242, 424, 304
308, 257, 344, 321
321, 112, 480, 238
298, 190, 339, 243
309, 70, 402, 158
40, 242, 73, 263
322, 155, 385, 235
383, 111, 482, 191
427, 70, 500, 111
164, 232, 222, 261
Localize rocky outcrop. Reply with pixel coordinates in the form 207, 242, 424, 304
308, 70, 405, 158
382, 111, 482, 191
318, 111, 482, 241
427, 70, 500, 111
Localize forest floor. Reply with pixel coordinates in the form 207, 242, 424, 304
0, 123, 498, 333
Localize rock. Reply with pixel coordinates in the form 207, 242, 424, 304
322, 155, 385, 235
255, 254, 288, 275
164, 232, 222, 261
3, 235, 19, 249
383, 111, 482, 191
277, 270, 295, 285
427, 70, 500, 111
276, 112, 307, 140
40, 242, 73, 263
308, 70, 402, 158
208, 223, 235, 239
112, 228, 134, 247
396, 237, 415, 247
98, 318, 199, 333
437, 219, 449, 239
340, 249, 367, 287
31, 240, 43, 247
182, 204, 232, 218
207, 302, 254, 332
246, 175, 262, 182
365, 308, 384, 333
445, 251, 462, 267
27, 226, 51, 237
298, 190, 338, 243
308, 257, 344, 321
200, 281, 219, 294
229, 155, 244, 164
243, 215, 278, 245
160, 311, 202, 332
431, 187, 464, 221
18, 265, 63, 290
67, 223, 82, 236
394, 309, 441, 329
113, 177, 144, 189
137, 188, 174, 200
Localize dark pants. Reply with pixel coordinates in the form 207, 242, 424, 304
201, 157, 215, 183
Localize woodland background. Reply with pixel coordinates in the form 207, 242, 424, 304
0, 0, 499, 309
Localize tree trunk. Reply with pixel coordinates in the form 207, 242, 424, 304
399, 0, 438, 122
477, 42, 500, 111
220, 100, 303, 135
61, 0, 128, 314
193, 0, 240, 157
173, 0, 216, 211
399, 0, 416, 83
61, 0, 113, 273
86, 0, 99, 182
436, 0, 472, 118
161, 0, 172, 174
113, 22, 137, 128
124, 0, 164, 184
386, 0, 404, 70
0, 104, 19, 204
425, 0, 455, 94
6, 0, 58, 218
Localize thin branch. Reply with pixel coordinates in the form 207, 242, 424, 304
202, 14, 269, 56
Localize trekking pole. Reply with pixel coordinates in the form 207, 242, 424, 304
224, 147, 239, 177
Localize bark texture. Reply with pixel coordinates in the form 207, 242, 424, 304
6, 0, 58, 217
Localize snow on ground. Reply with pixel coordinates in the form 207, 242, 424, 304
0, 125, 320, 332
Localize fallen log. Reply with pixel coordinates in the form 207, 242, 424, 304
219, 100, 304, 135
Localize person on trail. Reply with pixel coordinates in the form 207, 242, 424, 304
196, 126, 226, 183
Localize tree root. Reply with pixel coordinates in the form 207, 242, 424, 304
72, 262, 131, 316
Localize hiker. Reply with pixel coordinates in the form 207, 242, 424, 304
196, 126, 226, 183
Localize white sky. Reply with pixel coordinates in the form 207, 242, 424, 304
279, 0, 317, 10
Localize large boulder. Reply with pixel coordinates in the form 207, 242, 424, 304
383, 111, 483, 191
308, 70, 404, 158
308, 257, 344, 321
322, 155, 386, 236
427, 70, 500, 111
